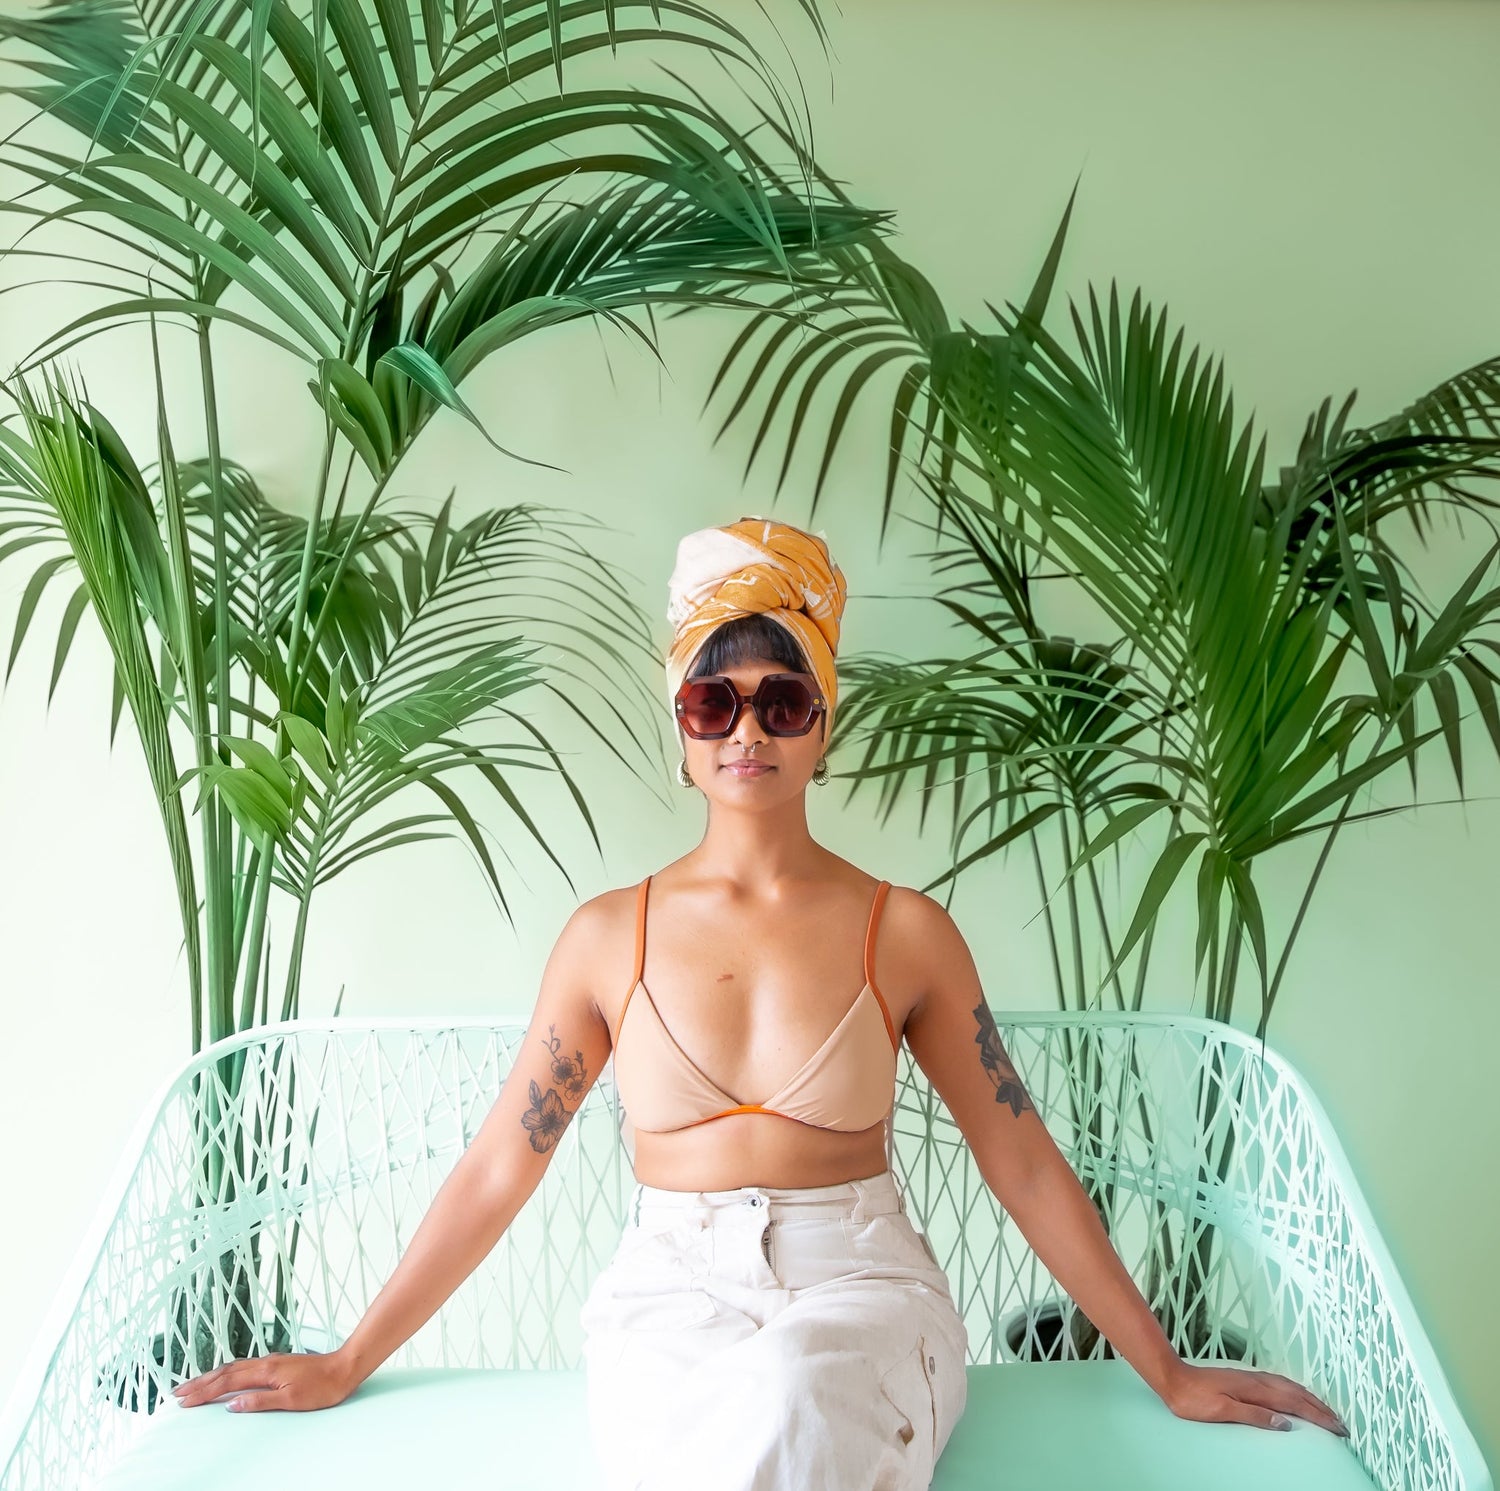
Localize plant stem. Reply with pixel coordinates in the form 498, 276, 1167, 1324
280, 824, 327, 1022
289, 463, 397, 708
1263, 718, 1396, 1030
237, 842, 275, 1031
149, 322, 224, 1045
282, 423, 338, 697
194, 315, 237, 1045
229, 841, 278, 1093
1079, 810, 1129, 1012
1215, 904, 1243, 1025
1029, 818, 1068, 1012
1130, 917, 1157, 1013
1053, 789, 1087, 1008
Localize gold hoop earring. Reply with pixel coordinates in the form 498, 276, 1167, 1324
812, 755, 830, 786
676, 757, 694, 788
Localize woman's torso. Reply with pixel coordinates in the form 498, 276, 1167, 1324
596, 862, 916, 1190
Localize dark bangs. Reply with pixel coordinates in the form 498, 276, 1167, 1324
688, 613, 810, 678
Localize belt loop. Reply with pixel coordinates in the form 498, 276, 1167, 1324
850, 1175, 873, 1223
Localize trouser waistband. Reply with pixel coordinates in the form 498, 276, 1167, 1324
629, 1168, 906, 1225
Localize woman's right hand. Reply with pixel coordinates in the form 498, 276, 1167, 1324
165, 901, 611, 1418
171, 1348, 358, 1413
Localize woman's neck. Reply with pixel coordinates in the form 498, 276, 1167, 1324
690, 798, 825, 889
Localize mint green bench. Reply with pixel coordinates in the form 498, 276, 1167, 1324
1, 1014, 1487, 1490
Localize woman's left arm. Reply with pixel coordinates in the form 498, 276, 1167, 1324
896, 891, 1349, 1439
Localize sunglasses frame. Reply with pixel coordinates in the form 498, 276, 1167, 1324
674, 671, 827, 740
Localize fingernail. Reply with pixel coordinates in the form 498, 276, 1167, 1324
1270, 1413, 1291, 1430
226, 1399, 241, 1413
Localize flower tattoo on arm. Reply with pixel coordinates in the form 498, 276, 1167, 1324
973, 1001, 1035, 1117
520, 1025, 590, 1154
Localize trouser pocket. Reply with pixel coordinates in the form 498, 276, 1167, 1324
877, 1334, 939, 1482
581, 1220, 719, 1337
922, 1318, 970, 1465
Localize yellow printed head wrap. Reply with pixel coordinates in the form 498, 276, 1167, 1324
665, 516, 847, 739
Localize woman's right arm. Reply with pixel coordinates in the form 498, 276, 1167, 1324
171, 895, 620, 1412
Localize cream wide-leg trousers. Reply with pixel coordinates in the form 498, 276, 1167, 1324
579, 1168, 969, 1491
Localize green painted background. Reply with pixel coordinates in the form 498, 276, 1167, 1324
0, 0, 1494, 1473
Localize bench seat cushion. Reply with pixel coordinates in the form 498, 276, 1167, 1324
95, 1362, 1373, 1490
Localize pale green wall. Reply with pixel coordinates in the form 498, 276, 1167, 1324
0, 0, 1495, 1474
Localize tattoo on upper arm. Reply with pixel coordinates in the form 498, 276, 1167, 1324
973, 1001, 1035, 1117
520, 1025, 591, 1154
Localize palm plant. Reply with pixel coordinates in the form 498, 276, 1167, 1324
716, 182, 1500, 1033
712, 179, 1500, 1358
0, 0, 883, 1050
0, 0, 885, 1380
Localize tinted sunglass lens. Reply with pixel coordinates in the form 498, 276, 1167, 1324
681, 680, 737, 736
758, 677, 815, 734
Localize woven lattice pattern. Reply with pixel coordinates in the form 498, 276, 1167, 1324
0, 1014, 1480, 1491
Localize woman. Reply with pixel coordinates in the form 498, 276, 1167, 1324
173, 517, 1349, 1486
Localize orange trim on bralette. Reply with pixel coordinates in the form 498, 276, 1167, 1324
681, 1103, 783, 1129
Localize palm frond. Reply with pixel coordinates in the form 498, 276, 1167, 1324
3, 0, 884, 418
0, 367, 206, 1040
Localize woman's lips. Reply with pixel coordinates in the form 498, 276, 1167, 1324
722, 760, 773, 776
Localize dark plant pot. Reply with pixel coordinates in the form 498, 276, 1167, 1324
1002, 1299, 1117, 1361
1183, 1319, 1252, 1363
1001, 1301, 1252, 1365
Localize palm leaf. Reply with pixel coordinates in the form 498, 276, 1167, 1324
2, 369, 206, 1043
3, 0, 885, 404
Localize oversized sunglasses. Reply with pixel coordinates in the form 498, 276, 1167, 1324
674, 672, 827, 740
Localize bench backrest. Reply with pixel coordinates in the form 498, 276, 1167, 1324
0, 1014, 1480, 1491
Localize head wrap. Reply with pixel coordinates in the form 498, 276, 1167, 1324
665, 515, 847, 740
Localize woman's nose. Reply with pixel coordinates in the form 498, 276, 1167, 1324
732, 702, 769, 746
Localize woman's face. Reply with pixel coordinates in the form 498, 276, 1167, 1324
678, 656, 826, 805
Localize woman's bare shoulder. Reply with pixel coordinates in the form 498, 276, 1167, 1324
878, 883, 972, 970
880, 882, 965, 938
879, 879, 949, 912
545, 878, 652, 1025
560, 877, 645, 949
852, 883, 969, 1033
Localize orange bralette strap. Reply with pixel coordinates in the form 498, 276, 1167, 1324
620, 875, 651, 1020
865, 881, 899, 1051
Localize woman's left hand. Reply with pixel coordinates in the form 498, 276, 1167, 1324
1161, 1360, 1349, 1438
